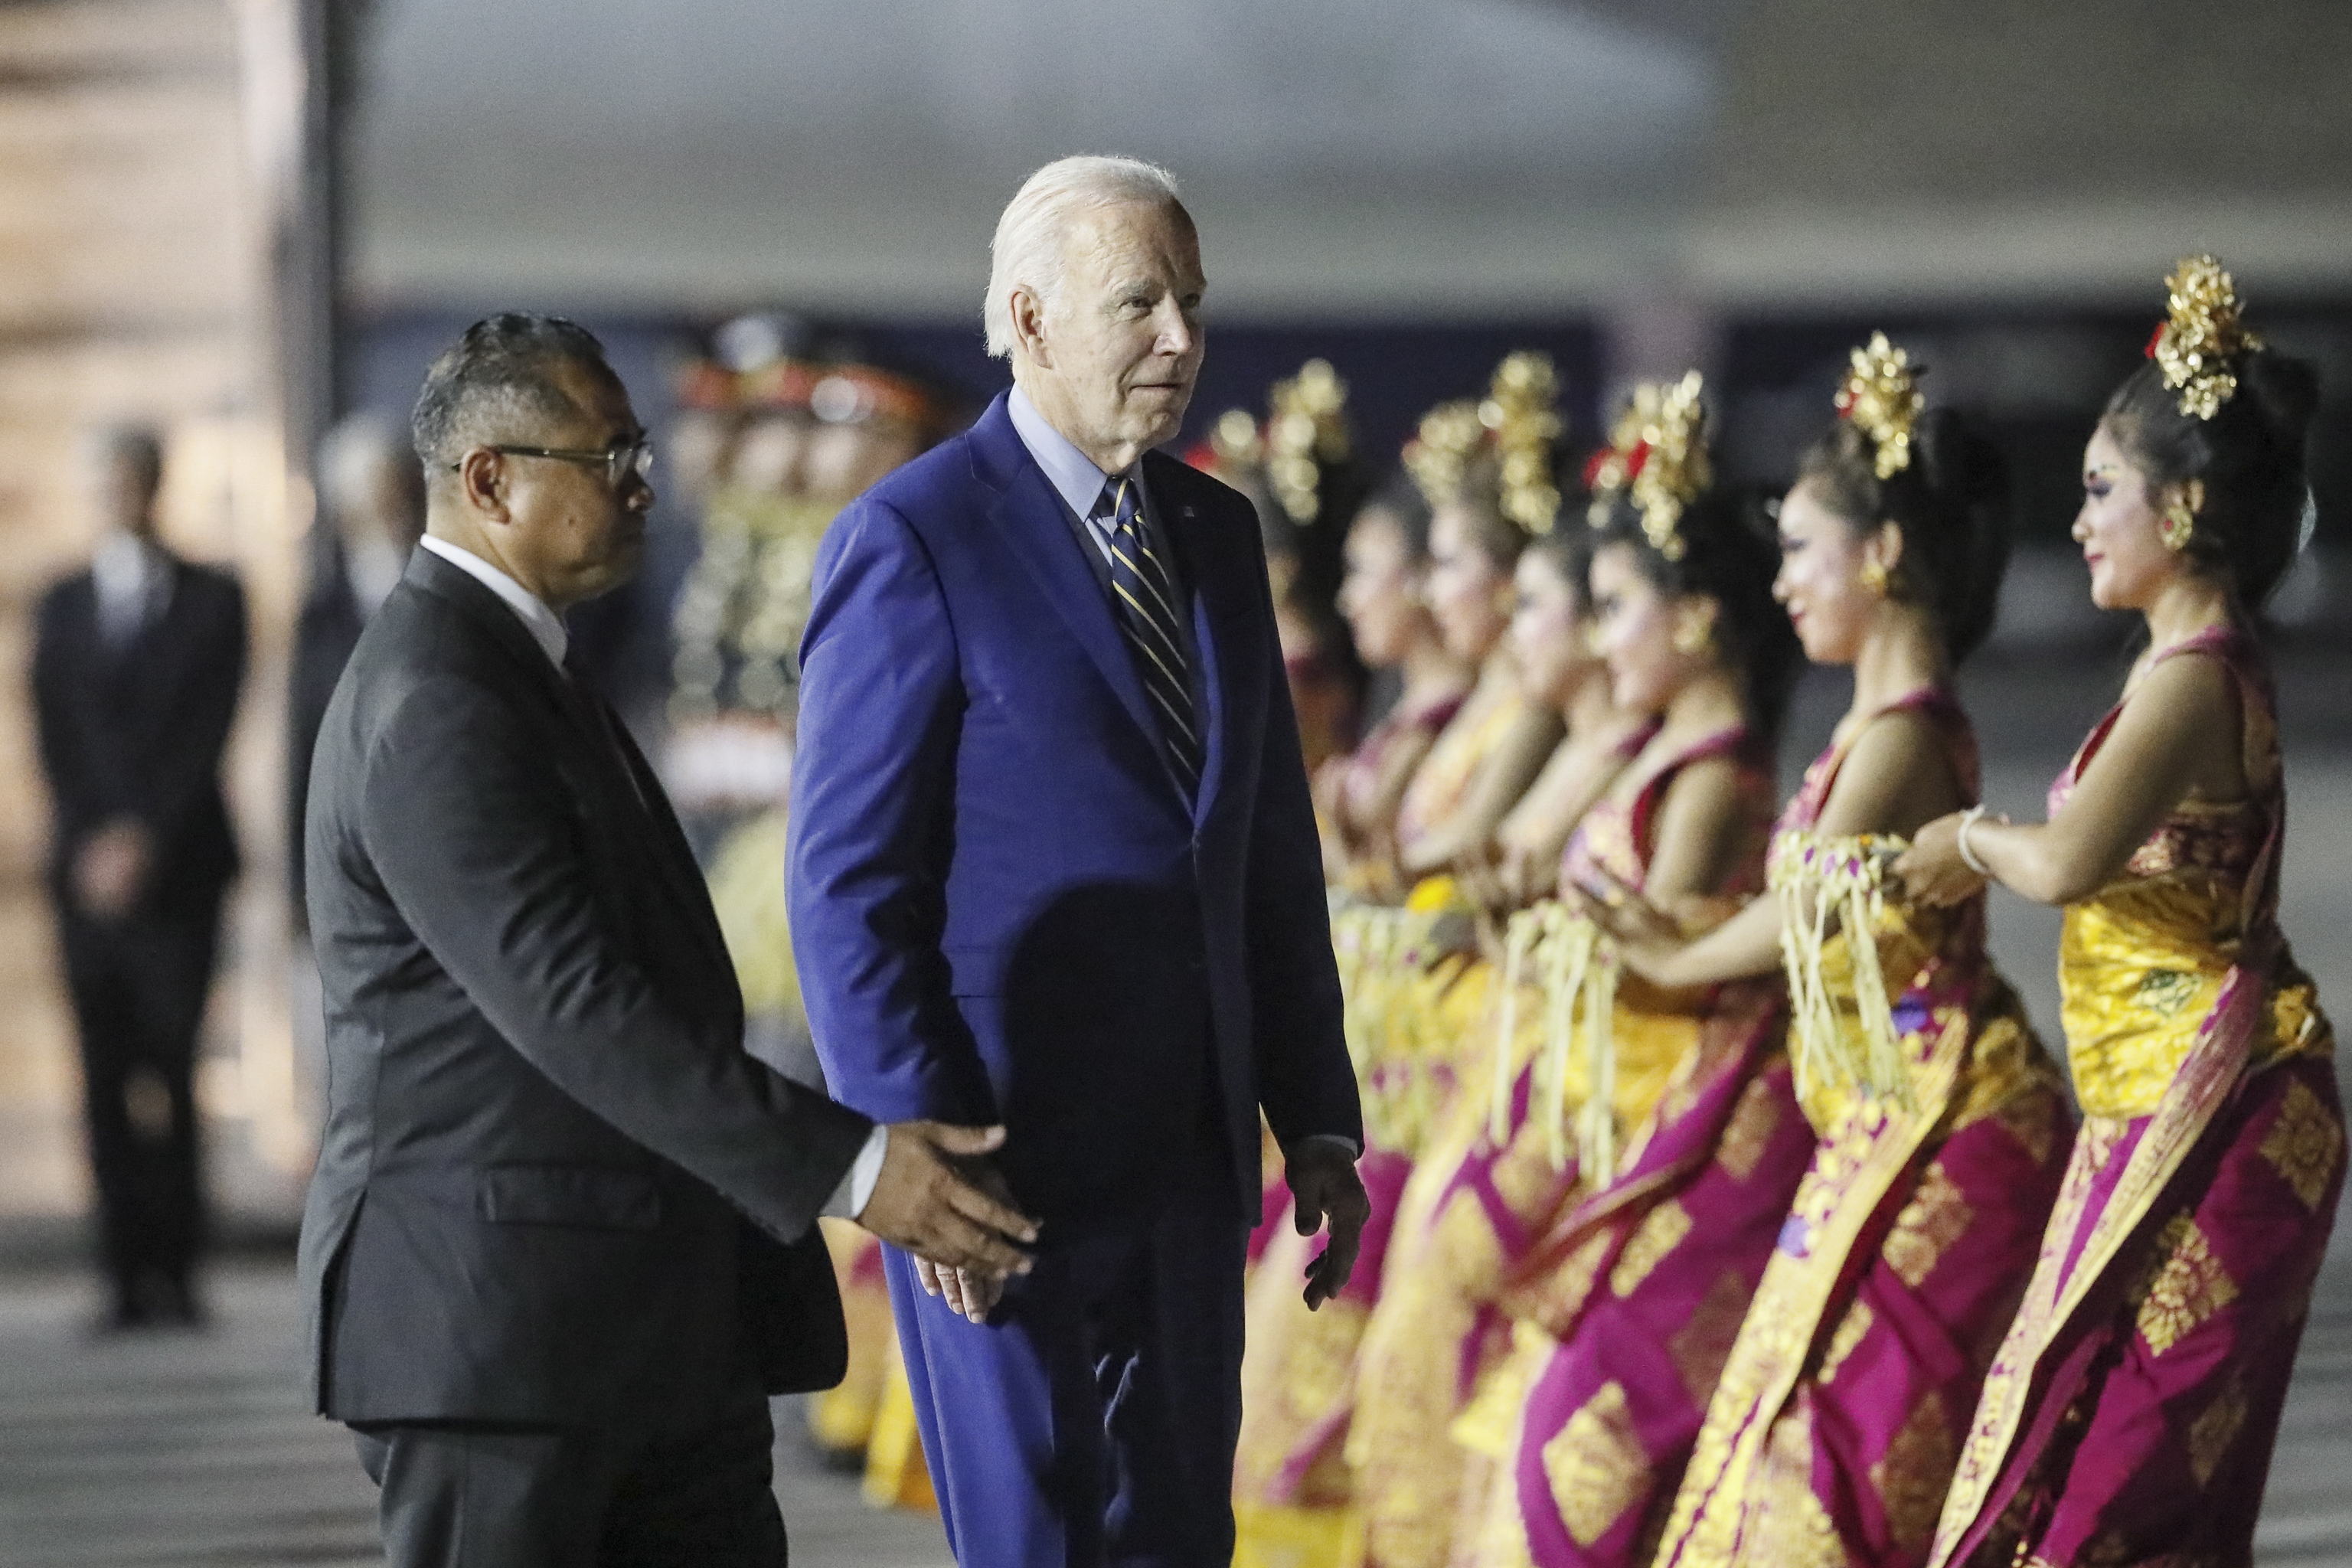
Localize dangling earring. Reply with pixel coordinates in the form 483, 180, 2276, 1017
2158, 496, 2196, 552
1859, 559, 1890, 597
1672, 608, 1714, 657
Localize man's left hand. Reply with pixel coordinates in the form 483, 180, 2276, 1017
1286, 1139, 1370, 1312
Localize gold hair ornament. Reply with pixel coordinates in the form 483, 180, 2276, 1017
1266, 359, 1351, 524
1208, 408, 1263, 471
1403, 400, 1485, 511
1481, 351, 1563, 535
1586, 371, 1711, 560
2148, 254, 2262, 421
1835, 332, 1925, 480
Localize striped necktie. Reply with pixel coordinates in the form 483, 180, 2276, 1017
1098, 476, 1203, 797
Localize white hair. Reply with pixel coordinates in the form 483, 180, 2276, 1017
983, 155, 1184, 360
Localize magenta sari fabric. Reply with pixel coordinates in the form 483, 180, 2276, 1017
1472, 733, 1818, 1566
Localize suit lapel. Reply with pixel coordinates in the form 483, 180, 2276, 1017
407, 552, 737, 996
970, 403, 1165, 755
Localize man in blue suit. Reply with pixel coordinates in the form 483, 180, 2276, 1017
788, 156, 1368, 1564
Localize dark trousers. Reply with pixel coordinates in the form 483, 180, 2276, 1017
353, 1377, 786, 1568
60, 912, 217, 1312
885, 1155, 1250, 1568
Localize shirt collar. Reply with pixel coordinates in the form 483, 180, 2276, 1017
420, 534, 569, 669
1008, 384, 1140, 521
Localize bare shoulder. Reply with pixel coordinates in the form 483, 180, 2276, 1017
2109, 646, 2247, 798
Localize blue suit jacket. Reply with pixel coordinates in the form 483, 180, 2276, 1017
787, 394, 1360, 1225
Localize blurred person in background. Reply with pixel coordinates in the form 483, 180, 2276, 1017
32, 423, 247, 1331
289, 413, 428, 912
1197, 358, 1370, 778
1314, 475, 1471, 879
286, 414, 426, 1128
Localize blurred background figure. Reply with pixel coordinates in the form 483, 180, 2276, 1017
284, 413, 425, 1125
31, 426, 247, 1331
1197, 358, 1372, 777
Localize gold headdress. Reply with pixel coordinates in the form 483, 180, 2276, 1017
1403, 352, 1563, 532
2148, 254, 2262, 421
1835, 332, 1925, 480
1481, 351, 1563, 535
1209, 407, 1263, 471
1267, 359, 1351, 524
1403, 400, 1485, 509
1584, 371, 1710, 560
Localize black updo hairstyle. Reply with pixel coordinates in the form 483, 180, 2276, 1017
2101, 348, 2319, 607
1588, 485, 1801, 743
1795, 409, 2011, 661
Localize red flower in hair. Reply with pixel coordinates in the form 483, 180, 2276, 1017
2145, 322, 2166, 360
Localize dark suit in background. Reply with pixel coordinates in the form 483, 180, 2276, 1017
299, 547, 873, 1561
31, 549, 246, 1321
285, 543, 368, 922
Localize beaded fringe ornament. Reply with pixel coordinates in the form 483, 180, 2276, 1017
2148, 254, 2262, 422
1490, 902, 1621, 1178
1209, 358, 1352, 525
1834, 332, 1925, 480
1771, 832, 1917, 1112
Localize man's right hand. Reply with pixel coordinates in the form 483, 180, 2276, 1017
857, 1121, 1039, 1279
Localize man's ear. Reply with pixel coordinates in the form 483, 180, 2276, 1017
454, 449, 509, 522
1009, 286, 1054, 371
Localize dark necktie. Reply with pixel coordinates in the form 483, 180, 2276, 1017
1096, 476, 1202, 797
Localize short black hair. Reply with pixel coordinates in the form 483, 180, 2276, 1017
411, 313, 614, 474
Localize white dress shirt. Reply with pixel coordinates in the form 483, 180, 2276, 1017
1008, 384, 1158, 558
420, 533, 890, 1220
91, 530, 168, 647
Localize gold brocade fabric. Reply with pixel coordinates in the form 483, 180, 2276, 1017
2060, 803, 2327, 1119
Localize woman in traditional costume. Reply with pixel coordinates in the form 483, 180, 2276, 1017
1315, 475, 1473, 880
1354, 374, 1809, 1568
1236, 357, 1583, 1568
1383, 356, 1574, 889
1571, 338, 2073, 1568
1896, 259, 2341, 1568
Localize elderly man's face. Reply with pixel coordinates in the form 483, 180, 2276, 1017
1028, 201, 1205, 464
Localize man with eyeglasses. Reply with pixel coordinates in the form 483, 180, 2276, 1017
297, 313, 1040, 1566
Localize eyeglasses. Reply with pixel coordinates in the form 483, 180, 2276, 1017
461, 436, 654, 488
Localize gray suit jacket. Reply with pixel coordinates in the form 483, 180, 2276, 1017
296, 547, 871, 1426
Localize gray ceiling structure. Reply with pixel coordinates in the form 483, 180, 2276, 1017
351, 0, 2352, 318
